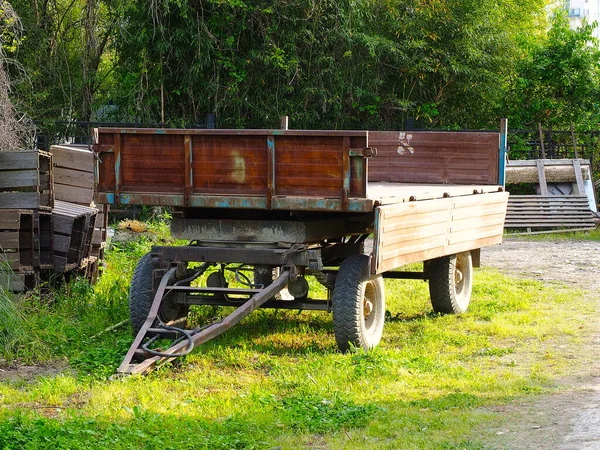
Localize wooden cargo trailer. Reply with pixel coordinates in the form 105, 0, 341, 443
93, 124, 509, 375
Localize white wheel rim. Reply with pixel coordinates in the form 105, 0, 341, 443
454, 253, 471, 311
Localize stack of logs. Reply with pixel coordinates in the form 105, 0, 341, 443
0, 145, 108, 291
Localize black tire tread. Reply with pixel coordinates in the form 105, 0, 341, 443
332, 255, 384, 352
129, 253, 155, 336
428, 253, 472, 314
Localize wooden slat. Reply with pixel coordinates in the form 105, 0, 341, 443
54, 167, 95, 188
0, 192, 41, 209
536, 160, 549, 196
0, 211, 21, 229
0, 252, 20, 269
0, 231, 19, 249
373, 191, 509, 273
505, 194, 595, 230
0, 271, 26, 292
51, 145, 94, 171
53, 234, 71, 254
0, 152, 38, 170
54, 184, 95, 205
0, 170, 39, 190
572, 159, 585, 196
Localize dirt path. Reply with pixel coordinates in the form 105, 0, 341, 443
481, 238, 600, 450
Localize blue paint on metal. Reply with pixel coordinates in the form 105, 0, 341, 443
372, 207, 381, 273
105, 193, 115, 204
498, 119, 508, 187
267, 136, 276, 193
115, 152, 121, 193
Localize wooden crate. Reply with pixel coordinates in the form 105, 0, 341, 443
0, 269, 36, 293
35, 211, 53, 268
0, 151, 53, 209
0, 209, 35, 271
50, 145, 95, 206
52, 201, 97, 272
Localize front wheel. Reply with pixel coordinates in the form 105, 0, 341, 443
427, 251, 473, 314
332, 255, 385, 352
129, 253, 189, 336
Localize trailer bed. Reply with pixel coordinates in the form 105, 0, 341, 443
93, 127, 509, 274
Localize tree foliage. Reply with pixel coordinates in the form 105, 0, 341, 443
508, 12, 600, 130
6, 0, 600, 132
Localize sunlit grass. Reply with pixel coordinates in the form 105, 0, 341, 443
0, 223, 596, 449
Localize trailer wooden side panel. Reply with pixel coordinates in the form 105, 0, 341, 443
94, 128, 369, 211
369, 131, 500, 185
372, 191, 509, 273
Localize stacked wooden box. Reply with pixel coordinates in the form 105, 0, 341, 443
0, 146, 108, 292
49, 144, 106, 280
0, 151, 54, 291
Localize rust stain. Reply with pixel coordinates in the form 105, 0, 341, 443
231, 150, 246, 184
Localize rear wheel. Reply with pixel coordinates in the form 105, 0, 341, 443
129, 253, 189, 336
332, 255, 385, 352
427, 251, 473, 314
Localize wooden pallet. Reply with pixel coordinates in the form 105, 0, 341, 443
50, 145, 95, 206
0, 151, 53, 209
505, 195, 596, 231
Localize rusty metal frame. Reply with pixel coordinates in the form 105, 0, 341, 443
117, 269, 291, 375
151, 245, 324, 270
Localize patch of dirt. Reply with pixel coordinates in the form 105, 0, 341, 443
0, 360, 69, 383
482, 238, 600, 291
481, 237, 600, 449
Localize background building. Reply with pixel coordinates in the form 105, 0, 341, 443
564, 0, 600, 39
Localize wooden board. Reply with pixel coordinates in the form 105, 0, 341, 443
369, 131, 500, 185
50, 145, 94, 172
0, 151, 39, 170
0, 170, 39, 190
54, 184, 95, 205
505, 195, 596, 230
54, 167, 95, 188
373, 191, 509, 273
0, 151, 53, 209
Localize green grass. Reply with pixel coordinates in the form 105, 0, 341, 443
0, 223, 596, 449
505, 227, 600, 241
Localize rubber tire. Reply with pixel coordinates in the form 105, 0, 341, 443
129, 253, 189, 336
428, 251, 473, 314
332, 255, 385, 352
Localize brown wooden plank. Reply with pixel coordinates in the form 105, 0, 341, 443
0, 271, 26, 292
54, 167, 95, 188
0, 152, 38, 170
0, 252, 20, 269
53, 234, 71, 254
0, 211, 21, 229
369, 131, 499, 185
54, 184, 95, 205
51, 145, 94, 171
0, 170, 39, 190
0, 231, 19, 249
572, 159, 585, 196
